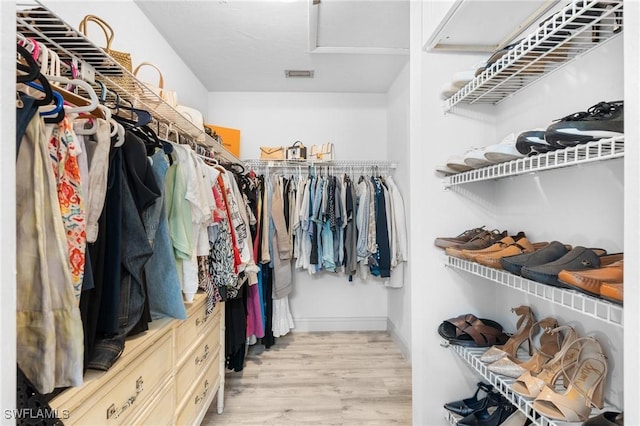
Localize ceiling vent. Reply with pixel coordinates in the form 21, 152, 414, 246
285, 70, 315, 78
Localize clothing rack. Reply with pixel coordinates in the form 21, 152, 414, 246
244, 159, 398, 176
15, 0, 240, 166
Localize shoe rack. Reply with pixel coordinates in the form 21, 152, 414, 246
445, 256, 623, 328
417, 0, 629, 425
443, 0, 623, 112
443, 136, 624, 187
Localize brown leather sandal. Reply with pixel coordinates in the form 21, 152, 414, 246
438, 314, 510, 348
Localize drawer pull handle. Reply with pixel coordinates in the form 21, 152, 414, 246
194, 380, 210, 406
195, 345, 210, 366
106, 376, 144, 420
195, 314, 210, 327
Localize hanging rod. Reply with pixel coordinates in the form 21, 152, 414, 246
244, 159, 398, 175
244, 159, 397, 170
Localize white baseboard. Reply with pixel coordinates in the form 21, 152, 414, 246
292, 316, 388, 332
387, 318, 412, 363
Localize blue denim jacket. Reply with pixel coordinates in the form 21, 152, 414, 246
144, 149, 187, 320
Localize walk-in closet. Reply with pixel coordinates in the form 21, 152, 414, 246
3, 0, 637, 425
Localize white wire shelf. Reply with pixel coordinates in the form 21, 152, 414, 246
444, 0, 623, 111
443, 137, 624, 187
448, 345, 619, 426
446, 256, 623, 328
16, 1, 240, 165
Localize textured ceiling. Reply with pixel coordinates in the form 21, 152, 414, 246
135, 0, 409, 93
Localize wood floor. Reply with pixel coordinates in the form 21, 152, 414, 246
202, 331, 412, 426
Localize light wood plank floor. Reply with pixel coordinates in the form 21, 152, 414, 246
202, 331, 412, 426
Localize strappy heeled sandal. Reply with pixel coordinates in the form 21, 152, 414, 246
511, 325, 579, 398
480, 306, 536, 363
488, 317, 560, 378
533, 336, 608, 422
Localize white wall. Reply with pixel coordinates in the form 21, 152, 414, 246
386, 62, 412, 360
208, 92, 389, 161
42, 0, 210, 115
0, 2, 16, 422
209, 92, 391, 330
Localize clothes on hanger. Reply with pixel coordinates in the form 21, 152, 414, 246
15, 43, 255, 391
248, 168, 407, 284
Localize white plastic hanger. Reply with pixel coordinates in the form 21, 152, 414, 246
113, 121, 126, 148
45, 75, 99, 114
73, 104, 113, 136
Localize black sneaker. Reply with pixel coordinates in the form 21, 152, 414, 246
514, 129, 557, 156
545, 100, 624, 148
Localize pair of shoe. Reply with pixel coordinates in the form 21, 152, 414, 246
442, 131, 546, 173
501, 243, 622, 290
439, 228, 508, 254
444, 383, 521, 426
520, 334, 608, 422
487, 100, 623, 160
445, 231, 521, 260
485, 317, 561, 379
480, 307, 562, 379
438, 100, 623, 175
545, 100, 624, 148
438, 313, 510, 348
484, 315, 611, 422
447, 232, 547, 268
434, 225, 487, 249
558, 259, 624, 304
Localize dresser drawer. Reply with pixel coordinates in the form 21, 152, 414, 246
176, 297, 221, 362
176, 354, 221, 426
131, 380, 175, 426
176, 315, 221, 398
67, 331, 173, 425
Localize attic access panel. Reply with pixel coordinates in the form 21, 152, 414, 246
425, 0, 561, 52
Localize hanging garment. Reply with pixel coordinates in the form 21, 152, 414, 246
356, 177, 371, 263
80, 118, 111, 244
210, 178, 238, 300
260, 265, 276, 349
246, 283, 265, 339
81, 142, 124, 370
385, 176, 408, 288
370, 177, 391, 278
165, 143, 193, 301
270, 175, 293, 298
16, 115, 84, 394
272, 297, 294, 338
198, 255, 222, 315
344, 176, 358, 278
16, 93, 39, 157
48, 117, 87, 300
170, 144, 208, 302
225, 284, 247, 372
144, 149, 188, 320
88, 131, 159, 371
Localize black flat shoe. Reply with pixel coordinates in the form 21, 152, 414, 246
443, 382, 494, 416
